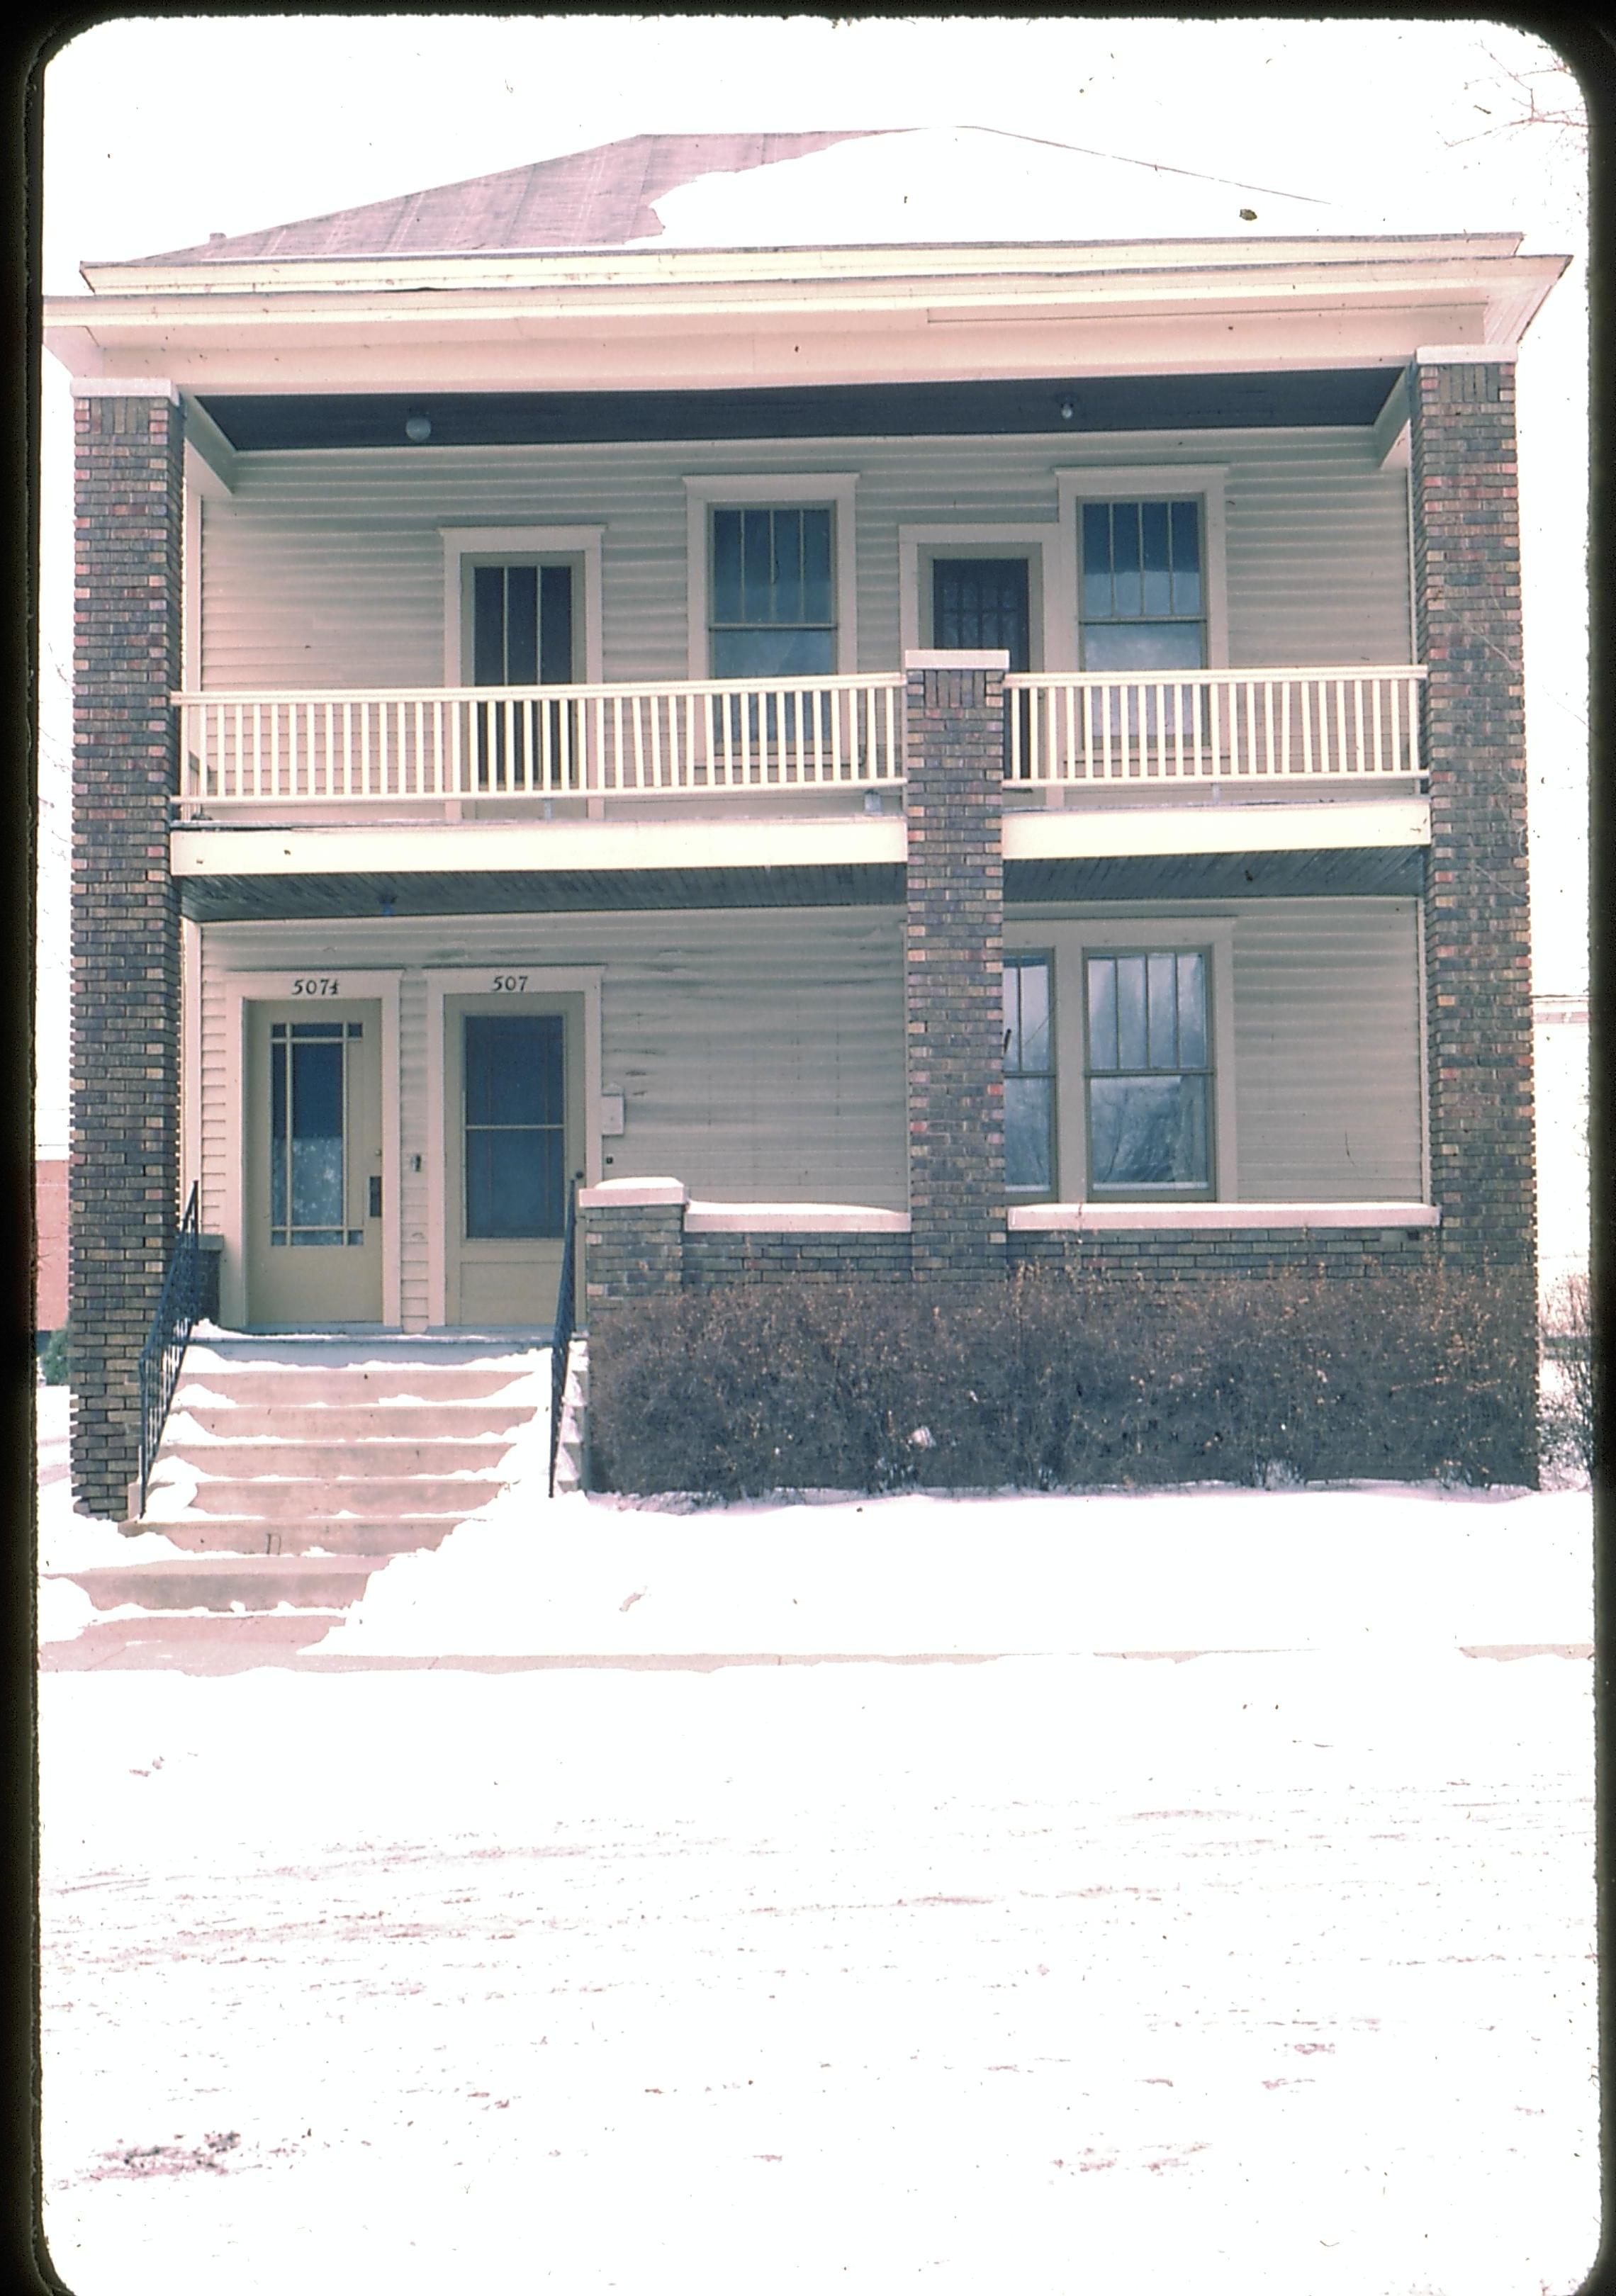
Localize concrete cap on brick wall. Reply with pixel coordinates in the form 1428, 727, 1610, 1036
904, 649, 1011, 671
1413, 344, 1519, 365
685, 1201, 911, 1232
577, 1177, 688, 1208
70, 377, 181, 400
1009, 1200, 1442, 1232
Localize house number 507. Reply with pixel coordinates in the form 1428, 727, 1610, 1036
292, 976, 340, 996
492, 974, 529, 993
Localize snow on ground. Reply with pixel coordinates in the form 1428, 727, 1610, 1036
35, 1385, 1598, 2294
318, 1478, 1593, 1660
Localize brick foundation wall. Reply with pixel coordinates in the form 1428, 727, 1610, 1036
69, 390, 185, 1519
1010, 1227, 1437, 1281
1409, 356, 1538, 1467
904, 657, 1008, 1281
683, 1231, 911, 1288
582, 1196, 686, 1304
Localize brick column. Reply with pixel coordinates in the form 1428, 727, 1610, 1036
903, 651, 1007, 1283
1408, 354, 1538, 1470
580, 1180, 688, 1303
70, 387, 185, 1518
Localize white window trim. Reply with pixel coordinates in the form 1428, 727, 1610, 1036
897, 522, 1061, 670
422, 965, 603, 1328
1004, 917, 1238, 1203
683, 474, 859, 679
1054, 466, 1230, 670
439, 527, 605, 686
217, 969, 403, 1331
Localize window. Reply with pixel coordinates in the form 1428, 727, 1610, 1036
1004, 957, 1055, 1193
932, 558, 1031, 668
471, 563, 575, 687
1080, 499, 1206, 671
1084, 950, 1213, 1195
463, 1013, 566, 1239
269, 1019, 365, 1247
709, 505, 835, 678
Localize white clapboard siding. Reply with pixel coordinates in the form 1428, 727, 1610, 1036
199, 429, 1412, 692
197, 891, 1422, 1306
1230, 898, 1423, 1201
198, 906, 910, 1321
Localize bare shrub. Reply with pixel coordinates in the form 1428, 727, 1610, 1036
1540, 1271, 1594, 1483
588, 1266, 1537, 1499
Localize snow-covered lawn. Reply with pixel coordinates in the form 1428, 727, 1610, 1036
36, 1380, 1597, 2294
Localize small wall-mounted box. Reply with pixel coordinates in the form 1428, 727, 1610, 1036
599, 1091, 626, 1137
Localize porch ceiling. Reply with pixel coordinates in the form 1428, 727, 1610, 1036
196, 368, 1401, 453
174, 862, 907, 923
174, 848, 1420, 921
1005, 848, 1425, 899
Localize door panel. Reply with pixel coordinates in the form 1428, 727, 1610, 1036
446, 994, 583, 1327
245, 1001, 383, 1327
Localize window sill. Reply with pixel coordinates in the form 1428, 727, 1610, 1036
1007, 1200, 1440, 1234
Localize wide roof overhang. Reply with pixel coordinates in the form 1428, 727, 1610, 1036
44, 235, 1567, 422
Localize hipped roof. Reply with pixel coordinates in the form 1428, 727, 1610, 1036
135, 131, 876, 264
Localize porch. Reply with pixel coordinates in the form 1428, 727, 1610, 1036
173, 664, 1427, 828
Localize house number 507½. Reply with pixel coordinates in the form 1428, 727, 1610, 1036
292, 976, 340, 996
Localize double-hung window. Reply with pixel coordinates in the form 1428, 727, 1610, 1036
1079, 499, 1206, 671
1084, 950, 1213, 1195
709, 506, 836, 678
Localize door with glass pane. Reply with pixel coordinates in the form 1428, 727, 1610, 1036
470, 561, 578, 790
246, 1001, 384, 1326
445, 996, 583, 1327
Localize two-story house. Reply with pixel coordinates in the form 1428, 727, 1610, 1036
45, 131, 1565, 1516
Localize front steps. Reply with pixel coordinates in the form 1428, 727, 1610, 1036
53, 1336, 550, 1662
151, 1335, 547, 1560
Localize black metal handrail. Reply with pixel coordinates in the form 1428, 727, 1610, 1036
548, 1176, 580, 1497
135, 1183, 203, 1517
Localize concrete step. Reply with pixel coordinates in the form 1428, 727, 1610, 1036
163, 1437, 522, 1481
181, 1475, 506, 1521
42, 1611, 347, 1672
149, 1517, 465, 1556
179, 1402, 535, 1444
53, 1553, 382, 1614
177, 1364, 539, 1409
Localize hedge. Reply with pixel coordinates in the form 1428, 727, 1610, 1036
586, 1266, 1537, 1499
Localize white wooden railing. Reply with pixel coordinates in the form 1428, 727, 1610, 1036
175, 674, 905, 809
1002, 667, 1426, 786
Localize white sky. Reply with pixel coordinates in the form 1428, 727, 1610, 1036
33, 15, 1590, 1151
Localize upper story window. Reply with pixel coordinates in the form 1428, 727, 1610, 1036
1079, 498, 1206, 672
709, 506, 835, 678
471, 562, 576, 687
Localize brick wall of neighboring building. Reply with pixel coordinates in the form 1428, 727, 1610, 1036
1409, 356, 1538, 1464
904, 658, 1008, 1283
69, 390, 185, 1517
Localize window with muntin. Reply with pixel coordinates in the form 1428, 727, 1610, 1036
1084, 949, 1213, 1195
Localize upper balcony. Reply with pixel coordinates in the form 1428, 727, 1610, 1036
174, 663, 1427, 833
